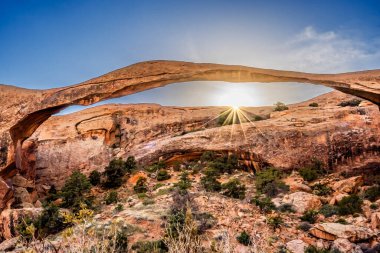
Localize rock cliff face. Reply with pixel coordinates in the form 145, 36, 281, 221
0, 60, 379, 210
23, 104, 272, 191
15, 91, 379, 204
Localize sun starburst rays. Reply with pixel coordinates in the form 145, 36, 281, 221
192, 105, 268, 150
216, 106, 268, 147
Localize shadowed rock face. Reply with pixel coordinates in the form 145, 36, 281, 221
17, 92, 380, 201
0, 60, 379, 209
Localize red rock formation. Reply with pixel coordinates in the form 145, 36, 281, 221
13, 92, 378, 204
0, 60, 379, 210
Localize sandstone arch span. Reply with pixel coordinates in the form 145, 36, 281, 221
0, 60, 379, 176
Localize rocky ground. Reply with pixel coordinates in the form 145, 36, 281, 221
1, 156, 380, 252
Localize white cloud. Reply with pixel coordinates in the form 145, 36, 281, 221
282, 26, 380, 73
181, 25, 379, 74
295, 26, 337, 42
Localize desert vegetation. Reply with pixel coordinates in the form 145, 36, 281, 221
338, 98, 362, 107
273, 102, 289, 111
4, 151, 380, 253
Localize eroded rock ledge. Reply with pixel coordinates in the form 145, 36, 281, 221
14, 92, 380, 207
0, 60, 379, 210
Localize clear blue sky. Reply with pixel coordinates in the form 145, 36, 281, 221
1, 0, 379, 112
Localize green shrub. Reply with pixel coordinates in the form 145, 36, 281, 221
299, 167, 319, 182
305, 245, 336, 253
256, 167, 281, 193
200, 151, 216, 162
61, 171, 92, 211
195, 212, 216, 234
251, 196, 276, 213
157, 169, 171, 181
17, 204, 68, 240
131, 240, 168, 253
261, 181, 289, 198
273, 102, 288, 112
35, 204, 68, 237
89, 170, 101, 186
145, 161, 166, 173
370, 203, 378, 210
309, 102, 319, 107
300, 210, 319, 224
267, 215, 283, 230
125, 156, 137, 173
203, 167, 220, 178
312, 184, 332, 196
221, 179, 246, 199
299, 159, 326, 182
105, 191, 118, 205
364, 186, 380, 202
201, 167, 222, 192
137, 193, 148, 199
115, 204, 124, 212
278, 203, 295, 213
45, 185, 59, 203
142, 198, 155, 206
156, 188, 172, 196
297, 222, 312, 232
175, 171, 192, 193
103, 159, 127, 189
173, 161, 181, 172
134, 177, 148, 194
189, 162, 202, 174
200, 175, 221, 192
236, 231, 251, 246
113, 228, 129, 253
153, 183, 165, 190
319, 204, 338, 218
16, 216, 35, 241
208, 154, 238, 174
338, 99, 361, 107
336, 218, 348, 224
252, 115, 265, 121
166, 210, 186, 238
217, 110, 239, 126
337, 194, 363, 215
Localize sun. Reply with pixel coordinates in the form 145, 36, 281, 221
231, 105, 240, 110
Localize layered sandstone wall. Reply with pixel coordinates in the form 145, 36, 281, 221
14, 92, 379, 204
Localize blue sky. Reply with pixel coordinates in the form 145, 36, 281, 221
1, 0, 379, 112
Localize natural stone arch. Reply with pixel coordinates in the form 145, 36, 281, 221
0, 60, 379, 176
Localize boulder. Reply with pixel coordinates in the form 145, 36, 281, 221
310, 223, 374, 242
331, 176, 363, 194
281, 192, 322, 213
370, 212, 380, 229
366, 244, 380, 253
12, 174, 34, 189
315, 239, 331, 250
0, 208, 42, 239
283, 172, 312, 193
351, 216, 368, 227
286, 239, 308, 253
0, 237, 18, 252
34, 200, 42, 208
328, 192, 349, 205
14, 187, 32, 204
0, 179, 13, 210
362, 200, 374, 219
331, 238, 363, 253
